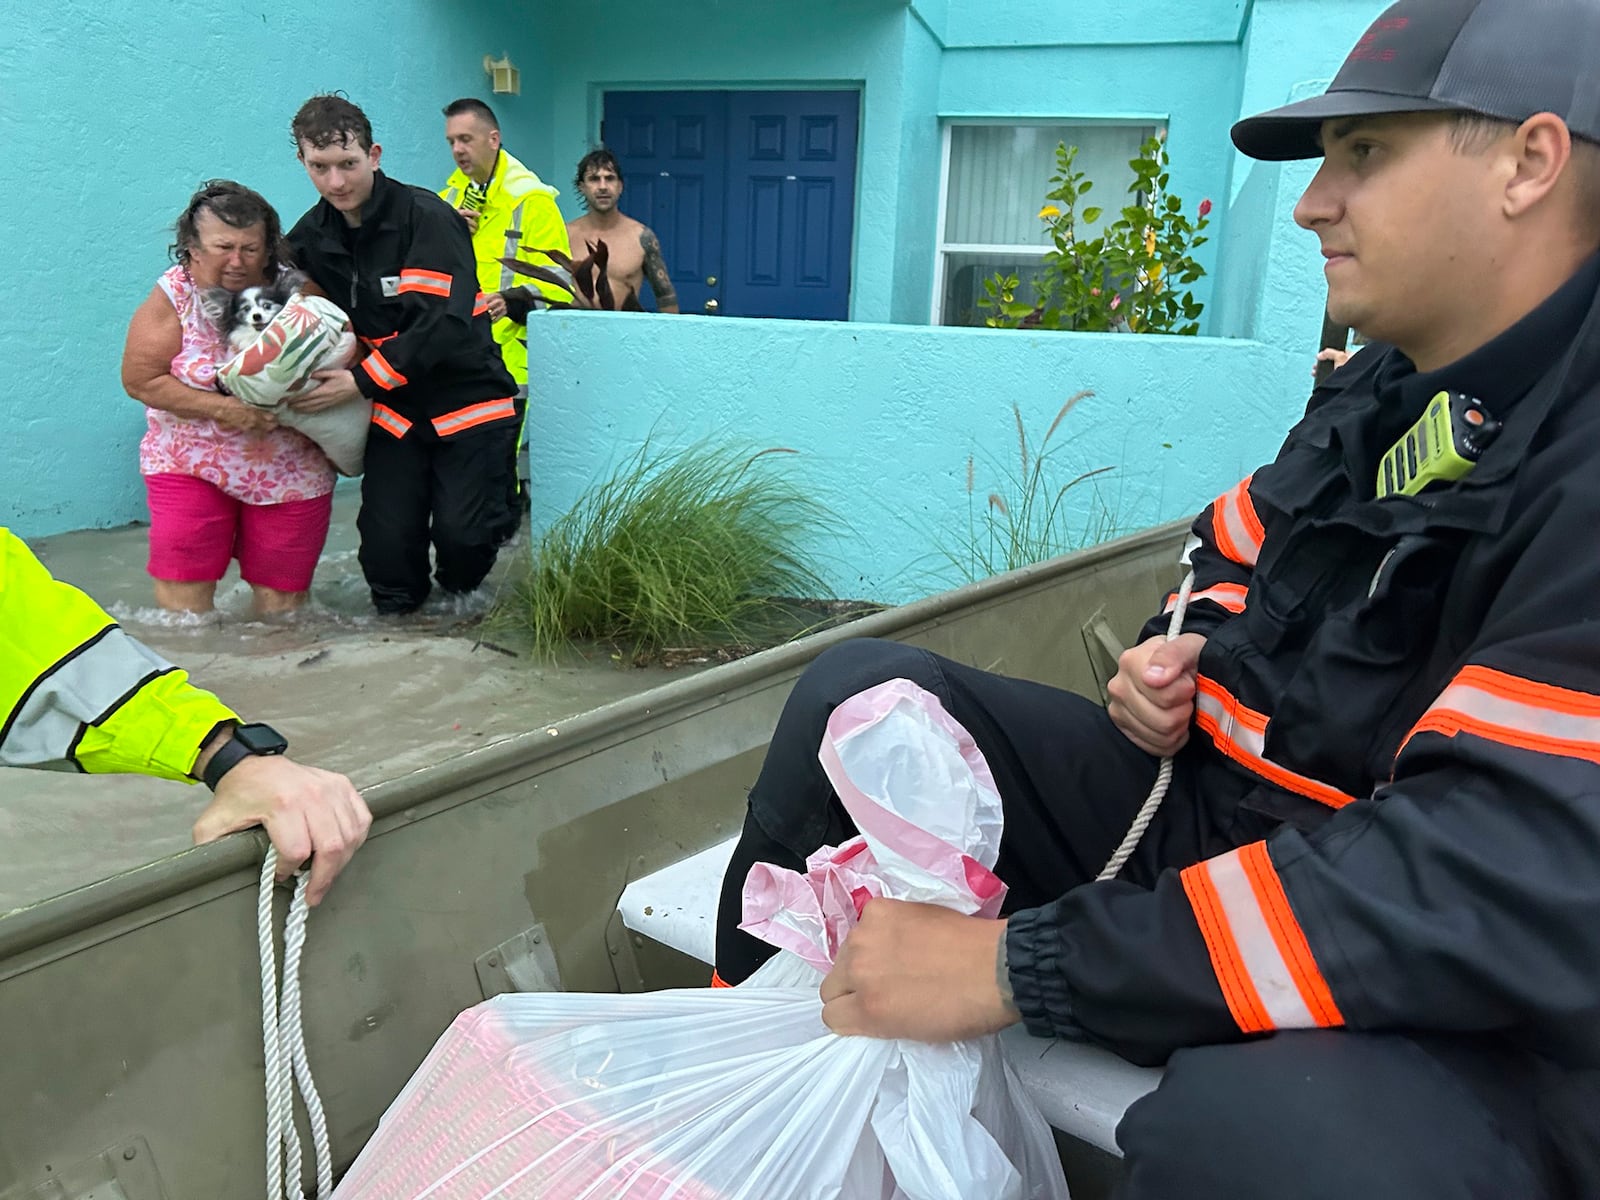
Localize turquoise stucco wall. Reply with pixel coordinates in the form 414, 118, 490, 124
6, 0, 1396, 595
1213, 0, 1389, 346
533, 0, 913, 325
525, 311, 1309, 604
2, 0, 543, 537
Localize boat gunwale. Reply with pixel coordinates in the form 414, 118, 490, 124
0, 521, 1186, 963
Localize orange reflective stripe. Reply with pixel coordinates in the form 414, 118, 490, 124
1193, 676, 1359, 809
1182, 842, 1344, 1035
398, 268, 452, 298
370, 403, 411, 438
1165, 582, 1248, 615
1210, 476, 1265, 568
1400, 665, 1600, 767
1180, 857, 1273, 1034
710, 970, 733, 989
361, 348, 408, 391
473, 292, 490, 317
359, 331, 398, 349
430, 397, 518, 437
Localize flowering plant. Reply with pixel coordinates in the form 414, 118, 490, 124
984, 133, 1211, 335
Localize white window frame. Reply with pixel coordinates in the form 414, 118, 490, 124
930, 116, 1167, 327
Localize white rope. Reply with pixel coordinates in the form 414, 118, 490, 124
1097, 569, 1196, 881
259, 848, 333, 1199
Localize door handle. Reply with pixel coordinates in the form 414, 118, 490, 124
706, 275, 718, 286
704, 298, 720, 313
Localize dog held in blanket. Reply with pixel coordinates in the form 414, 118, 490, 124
205, 270, 306, 357
200, 271, 370, 476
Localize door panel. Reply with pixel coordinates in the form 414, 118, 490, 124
602, 89, 859, 320
600, 93, 726, 315
724, 91, 858, 320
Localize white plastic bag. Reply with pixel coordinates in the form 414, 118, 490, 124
335, 679, 1069, 1200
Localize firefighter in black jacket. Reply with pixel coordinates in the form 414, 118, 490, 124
717, 1, 1600, 1194
284, 95, 520, 614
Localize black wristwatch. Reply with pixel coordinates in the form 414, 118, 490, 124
202, 722, 289, 790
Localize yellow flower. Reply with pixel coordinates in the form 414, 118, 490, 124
1143, 228, 1157, 256
1149, 261, 1164, 282
1038, 204, 1061, 220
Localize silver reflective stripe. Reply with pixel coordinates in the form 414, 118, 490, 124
1432, 677, 1600, 750
1214, 482, 1263, 566
444, 186, 460, 206
1203, 851, 1317, 1029
1194, 687, 1237, 744
1, 627, 172, 766
499, 201, 526, 292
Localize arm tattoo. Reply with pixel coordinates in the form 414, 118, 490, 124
997, 929, 1018, 1013
640, 229, 679, 309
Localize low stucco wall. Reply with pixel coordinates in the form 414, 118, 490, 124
525, 311, 1309, 604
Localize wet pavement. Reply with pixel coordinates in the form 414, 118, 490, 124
4, 488, 713, 914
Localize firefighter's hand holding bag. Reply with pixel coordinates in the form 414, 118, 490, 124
334, 678, 1070, 1200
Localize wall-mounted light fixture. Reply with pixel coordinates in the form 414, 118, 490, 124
483, 54, 520, 96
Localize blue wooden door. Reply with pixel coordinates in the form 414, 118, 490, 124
723, 91, 858, 320
602, 90, 858, 320
601, 92, 726, 316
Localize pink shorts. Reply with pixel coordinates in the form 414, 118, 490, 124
145, 473, 333, 593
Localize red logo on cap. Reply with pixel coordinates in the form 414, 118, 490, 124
1348, 15, 1407, 62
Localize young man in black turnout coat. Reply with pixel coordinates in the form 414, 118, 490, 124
285, 94, 521, 614
717, 1, 1600, 1195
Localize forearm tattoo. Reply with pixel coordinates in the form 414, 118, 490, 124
640, 229, 679, 308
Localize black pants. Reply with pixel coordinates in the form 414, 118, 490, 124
715, 638, 1583, 1199
358, 422, 519, 614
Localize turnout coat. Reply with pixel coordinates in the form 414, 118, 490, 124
1007, 255, 1600, 1074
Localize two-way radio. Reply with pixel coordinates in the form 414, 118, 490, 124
1375, 390, 1502, 499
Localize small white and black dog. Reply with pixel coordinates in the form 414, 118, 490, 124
202, 269, 310, 355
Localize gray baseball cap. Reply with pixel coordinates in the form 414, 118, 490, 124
1232, 0, 1600, 161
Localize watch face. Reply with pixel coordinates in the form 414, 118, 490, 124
235, 723, 289, 755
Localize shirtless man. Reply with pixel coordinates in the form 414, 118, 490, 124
564, 150, 679, 313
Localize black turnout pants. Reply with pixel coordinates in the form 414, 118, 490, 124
358, 422, 520, 614
715, 638, 1585, 1199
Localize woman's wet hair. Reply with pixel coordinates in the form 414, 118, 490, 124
170, 180, 285, 273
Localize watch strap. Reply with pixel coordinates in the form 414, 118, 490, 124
202, 735, 256, 791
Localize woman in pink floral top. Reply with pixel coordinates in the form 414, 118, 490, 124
121, 181, 337, 617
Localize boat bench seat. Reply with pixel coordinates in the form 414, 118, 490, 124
617, 836, 1162, 1156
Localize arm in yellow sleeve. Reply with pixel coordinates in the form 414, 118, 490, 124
518, 191, 574, 305
0, 528, 235, 781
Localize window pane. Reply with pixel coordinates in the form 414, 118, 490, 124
939, 251, 1047, 328
944, 124, 1151, 247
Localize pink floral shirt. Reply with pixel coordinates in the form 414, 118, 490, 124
138, 265, 335, 504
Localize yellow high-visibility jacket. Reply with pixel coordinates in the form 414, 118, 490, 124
440, 149, 572, 387
1, 529, 235, 780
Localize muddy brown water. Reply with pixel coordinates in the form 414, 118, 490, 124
5, 489, 737, 914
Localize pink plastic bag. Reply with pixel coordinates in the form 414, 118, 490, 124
334, 679, 1068, 1200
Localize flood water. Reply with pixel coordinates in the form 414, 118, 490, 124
5, 489, 715, 914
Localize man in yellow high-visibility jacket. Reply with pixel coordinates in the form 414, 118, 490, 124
1, 528, 370, 904
440, 99, 571, 498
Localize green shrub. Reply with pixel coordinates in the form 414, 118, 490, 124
499, 442, 835, 658
984, 134, 1212, 335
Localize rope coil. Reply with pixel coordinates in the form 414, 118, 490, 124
259, 849, 333, 1199
1096, 568, 1196, 881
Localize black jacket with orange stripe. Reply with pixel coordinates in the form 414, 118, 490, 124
1006, 253, 1600, 1071
285, 171, 519, 440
